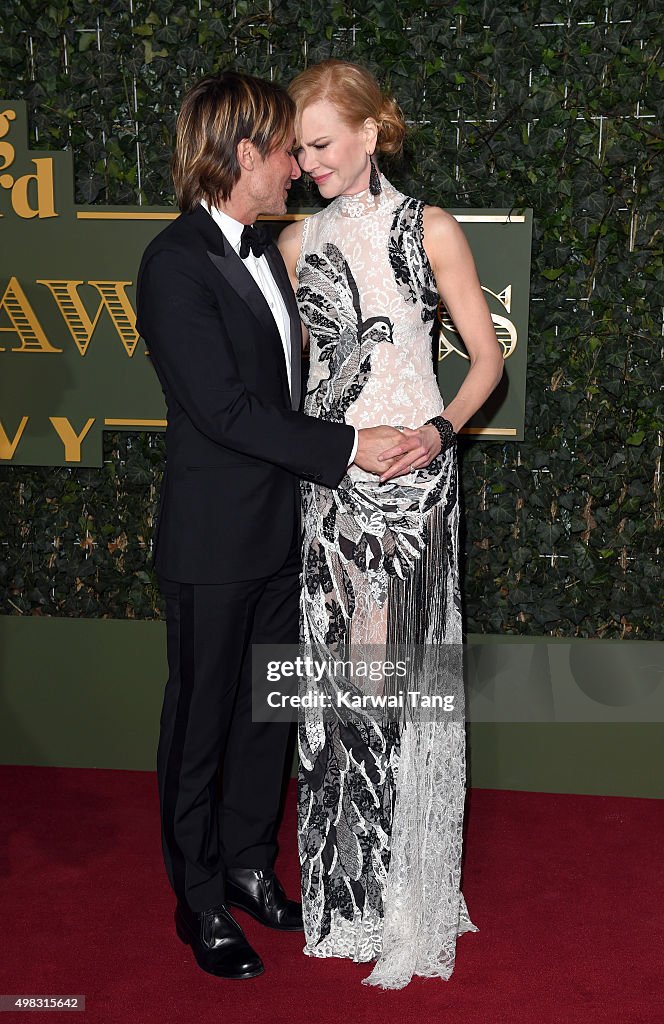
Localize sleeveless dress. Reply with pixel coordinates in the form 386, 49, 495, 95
295, 176, 476, 989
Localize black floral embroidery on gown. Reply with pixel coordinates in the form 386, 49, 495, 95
298, 243, 399, 950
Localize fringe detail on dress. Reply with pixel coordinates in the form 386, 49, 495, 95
363, 499, 478, 990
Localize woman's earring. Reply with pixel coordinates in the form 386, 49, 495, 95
369, 155, 382, 196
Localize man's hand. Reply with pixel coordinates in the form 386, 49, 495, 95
354, 426, 428, 477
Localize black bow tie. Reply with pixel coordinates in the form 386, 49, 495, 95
239, 223, 270, 259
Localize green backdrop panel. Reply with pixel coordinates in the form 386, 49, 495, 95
466, 723, 664, 799
0, 100, 531, 466
1, 616, 661, 797
0, 616, 166, 771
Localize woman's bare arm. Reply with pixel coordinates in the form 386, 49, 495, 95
379, 206, 504, 481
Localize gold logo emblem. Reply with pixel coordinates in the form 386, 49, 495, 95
0, 108, 57, 219
437, 286, 517, 361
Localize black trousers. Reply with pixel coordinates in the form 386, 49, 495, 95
157, 529, 299, 913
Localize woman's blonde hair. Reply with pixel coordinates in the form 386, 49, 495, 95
288, 59, 406, 156
172, 71, 295, 211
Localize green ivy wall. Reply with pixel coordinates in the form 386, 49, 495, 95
1, 1, 662, 638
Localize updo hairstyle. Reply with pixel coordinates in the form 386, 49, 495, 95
288, 59, 406, 156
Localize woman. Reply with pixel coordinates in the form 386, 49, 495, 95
278, 60, 503, 989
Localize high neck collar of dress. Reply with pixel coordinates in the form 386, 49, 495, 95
337, 175, 390, 217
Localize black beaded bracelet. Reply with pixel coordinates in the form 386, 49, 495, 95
425, 415, 457, 453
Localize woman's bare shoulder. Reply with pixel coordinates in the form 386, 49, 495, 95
422, 205, 474, 268
423, 204, 463, 241
277, 219, 304, 249
277, 220, 305, 281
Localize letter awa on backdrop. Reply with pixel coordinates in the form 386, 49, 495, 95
0, 101, 532, 467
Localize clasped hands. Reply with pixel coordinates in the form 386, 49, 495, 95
354, 424, 442, 483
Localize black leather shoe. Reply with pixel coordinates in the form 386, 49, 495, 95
175, 901, 264, 979
226, 869, 304, 931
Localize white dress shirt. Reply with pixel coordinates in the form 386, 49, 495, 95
203, 202, 358, 465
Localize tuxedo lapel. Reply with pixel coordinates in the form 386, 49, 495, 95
206, 247, 281, 347
189, 206, 296, 409
264, 243, 302, 411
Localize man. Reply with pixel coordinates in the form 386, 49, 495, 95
136, 70, 423, 981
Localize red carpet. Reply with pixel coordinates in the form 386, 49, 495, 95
1, 767, 662, 1024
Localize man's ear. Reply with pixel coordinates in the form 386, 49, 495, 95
237, 138, 255, 171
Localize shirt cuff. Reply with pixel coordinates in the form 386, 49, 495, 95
347, 427, 359, 467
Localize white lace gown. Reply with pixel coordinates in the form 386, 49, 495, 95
295, 177, 477, 989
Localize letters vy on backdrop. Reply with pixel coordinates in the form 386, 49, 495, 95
0, 101, 532, 467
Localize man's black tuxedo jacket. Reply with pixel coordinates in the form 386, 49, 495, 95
136, 204, 354, 584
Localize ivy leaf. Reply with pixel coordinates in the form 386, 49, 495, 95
78, 32, 97, 53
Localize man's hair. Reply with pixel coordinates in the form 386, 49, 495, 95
172, 71, 295, 211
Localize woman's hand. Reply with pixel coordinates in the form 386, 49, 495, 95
409, 423, 443, 467
377, 425, 439, 482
